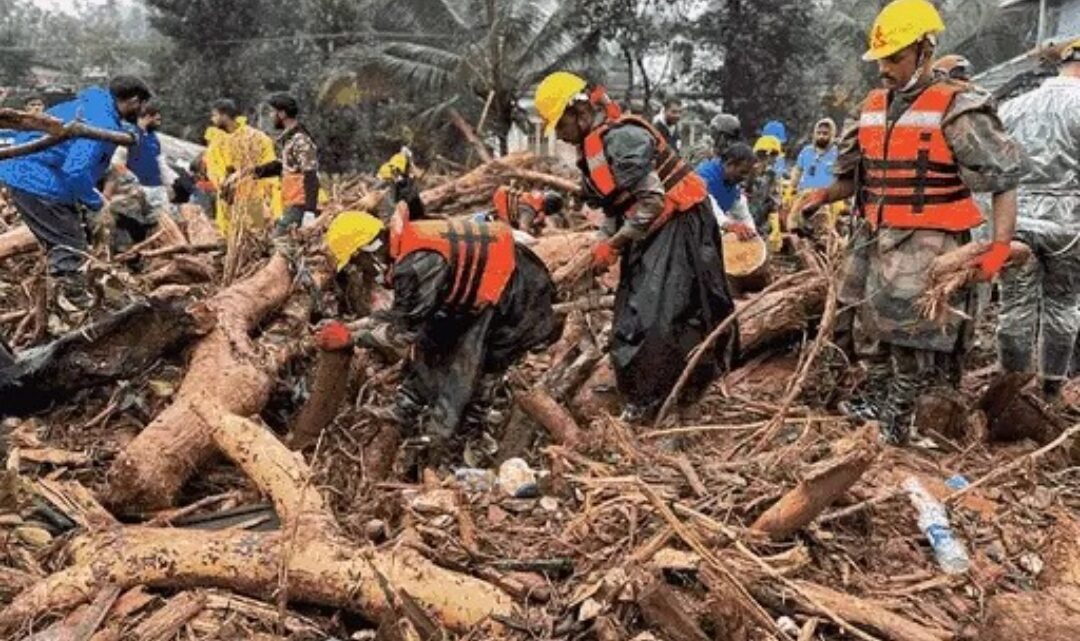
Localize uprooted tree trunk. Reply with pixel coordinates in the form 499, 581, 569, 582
0, 412, 512, 634
106, 254, 301, 511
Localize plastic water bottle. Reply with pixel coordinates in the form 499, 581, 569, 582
903, 477, 970, 574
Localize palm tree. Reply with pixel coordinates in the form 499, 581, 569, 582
325, 0, 599, 156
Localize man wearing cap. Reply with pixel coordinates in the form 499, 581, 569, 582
787, 118, 843, 234
794, 0, 1029, 444
533, 71, 736, 422
995, 38, 1080, 404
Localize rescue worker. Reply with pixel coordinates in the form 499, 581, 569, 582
534, 71, 736, 422
710, 113, 742, 158
750, 135, 785, 246
996, 37, 1080, 402
244, 93, 320, 234
652, 98, 683, 152
0, 76, 151, 313
326, 200, 560, 463
932, 54, 974, 83
490, 185, 565, 236
208, 99, 282, 233
762, 120, 790, 177
376, 149, 420, 220
793, 0, 1030, 444
787, 118, 843, 234
24, 96, 45, 115
113, 101, 173, 217
696, 143, 758, 239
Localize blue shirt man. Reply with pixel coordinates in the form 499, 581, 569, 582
696, 143, 757, 236
0, 77, 149, 280
790, 118, 838, 193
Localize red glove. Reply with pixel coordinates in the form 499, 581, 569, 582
972, 241, 1012, 281
315, 320, 353, 351
591, 240, 619, 270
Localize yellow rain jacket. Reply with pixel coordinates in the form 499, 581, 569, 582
204, 117, 283, 233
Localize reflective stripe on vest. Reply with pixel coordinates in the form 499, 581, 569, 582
581, 115, 707, 231
857, 83, 983, 232
396, 218, 516, 311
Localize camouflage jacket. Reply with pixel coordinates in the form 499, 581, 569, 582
279, 124, 318, 175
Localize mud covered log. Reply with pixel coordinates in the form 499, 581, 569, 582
738, 272, 828, 356
517, 389, 584, 448
792, 581, 952, 641
751, 429, 880, 539
0, 294, 212, 415
289, 322, 358, 449
105, 254, 297, 511
0, 412, 512, 635
980, 586, 1080, 641
0, 224, 37, 260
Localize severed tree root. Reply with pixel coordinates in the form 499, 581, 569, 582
0, 412, 512, 634
105, 254, 300, 512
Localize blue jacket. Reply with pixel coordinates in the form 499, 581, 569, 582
696, 158, 742, 211
127, 129, 163, 187
0, 86, 126, 209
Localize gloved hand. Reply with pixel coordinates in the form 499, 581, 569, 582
591, 240, 619, 270
314, 320, 354, 351
971, 241, 1012, 281
794, 189, 829, 216
724, 222, 758, 241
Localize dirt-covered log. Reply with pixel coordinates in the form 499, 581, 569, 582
1, 412, 512, 635
289, 322, 357, 449
105, 254, 297, 511
517, 389, 585, 448
738, 272, 828, 356
751, 429, 880, 539
0, 224, 37, 260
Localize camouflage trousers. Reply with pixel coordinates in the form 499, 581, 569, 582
837, 221, 970, 443
998, 225, 1080, 383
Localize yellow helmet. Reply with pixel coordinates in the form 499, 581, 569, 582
535, 71, 587, 135
863, 0, 945, 62
377, 152, 410, 181
326, 210, 384, 271
753, 135, 783, 155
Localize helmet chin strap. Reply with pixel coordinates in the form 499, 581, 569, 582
901, 37, 935, 92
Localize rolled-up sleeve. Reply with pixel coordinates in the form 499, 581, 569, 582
602, 125, 665, 240
943, 91, 1031, 194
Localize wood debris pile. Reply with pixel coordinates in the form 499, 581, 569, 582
2, 154, 1080, 641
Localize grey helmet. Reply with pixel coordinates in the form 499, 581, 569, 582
710, 113, 741, 138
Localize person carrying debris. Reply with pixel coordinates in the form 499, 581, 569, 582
793, 0, 1030, 444
696, 142, 758, 239
234, 93, 322, 235
208, 99, 282, 233
325, 197, 561, 464
995, 38, 1080, 403
0, 76, 151, 314
535, 71, 737, 422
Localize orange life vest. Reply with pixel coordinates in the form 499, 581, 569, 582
858, 83, 983, 232
282, 173, 305, 207
492, 186, 546, 228
581, 115, 707, 232
393, 217, 516, 311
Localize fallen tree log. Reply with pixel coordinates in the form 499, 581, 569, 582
517, 389, 585, 449
0, 294, 212, 415
105, 254, 301, 511
0, 412, 512, 634
751, 427, 880, 539
289, 322, 357, 449
0, 224, 37, 260
0, 108, 136, 160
